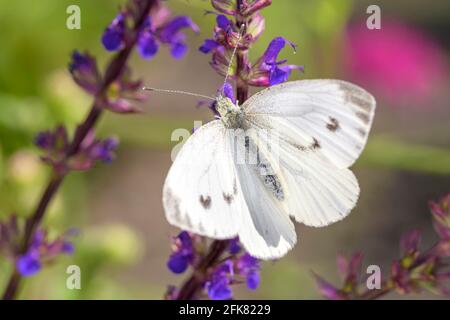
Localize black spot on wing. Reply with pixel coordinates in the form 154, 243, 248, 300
311, 137, 321, 149
326, 117, 340, 132
199, 195, 212, 209
223, 192, 234, 204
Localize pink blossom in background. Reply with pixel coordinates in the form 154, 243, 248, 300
344, 20, 448, 107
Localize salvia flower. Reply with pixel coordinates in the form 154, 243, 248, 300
236, 253, 260, 290
206, 260, 234, 300
249, 36, 303, 86
102, 12, 127, 51
101, 6, 198, 60
35, 126, 119, 172
167, 231, 196, 274
315, 194, 450, 299
68, 131, 119, 171
17, 230, 76, 277
137, 15, 199, 59
204, 251, 261, 300
69, 51, 101, 94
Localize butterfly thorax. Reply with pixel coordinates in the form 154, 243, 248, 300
216, 96, 244, 129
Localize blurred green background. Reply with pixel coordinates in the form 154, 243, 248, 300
0, 0, 449, 299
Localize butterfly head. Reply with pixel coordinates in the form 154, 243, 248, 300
216, 95, 243, 129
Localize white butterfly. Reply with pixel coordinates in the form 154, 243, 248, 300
162, 79, 375, 260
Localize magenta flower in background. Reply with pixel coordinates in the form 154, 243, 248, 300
344, 20, 448, 106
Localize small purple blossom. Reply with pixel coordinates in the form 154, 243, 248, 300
17, 252, 42, 277
35, 126, 119, 172
237, 253, 260, 290
228, 237, 241, 255
167, 231, 195, 274
199, 39, 221, 54
137, 15, 199, 60
249, 37, 303, 86
69, 51, 101, 94
101, 7, 198, 60
69, 133, 119, 170
204, 250, 261, 300
90, 138, 119, 164
102, 13, 127, 51
16, 230, 76, 277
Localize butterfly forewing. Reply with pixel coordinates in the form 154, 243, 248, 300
163, 120, 247, 239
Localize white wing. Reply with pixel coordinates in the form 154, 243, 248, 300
242, 79, 373, 227
231, 130, 297, 259
243, 79, 376, 169
163, 120, 246, 239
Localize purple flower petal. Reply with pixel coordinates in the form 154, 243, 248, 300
268, 66, 289, 86
159, 16, 199, 44
138, 33, 159, 59
199, 39, 220, 54
206, 277, 233, 300
171, 42, 188, 59
221, 82, 236, 103
263, 36, 296, 64
216, 15, 231, 30
62, 241, 75, 255
228, 238, 241, 254
102, 13, 126, 51
246, 270, 260, 290
17, 252, 41, 277
167, 253, 189, 274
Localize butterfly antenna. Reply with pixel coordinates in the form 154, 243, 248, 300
222, 23, 245, 94
142, 87, 215, 101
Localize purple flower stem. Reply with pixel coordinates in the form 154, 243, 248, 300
236, 1, 248, 103
176, 1, 249, 301
1, 0, 157, 300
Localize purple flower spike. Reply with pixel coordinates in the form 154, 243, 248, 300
102, 13, 127, 51
17, 252, 42, 277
